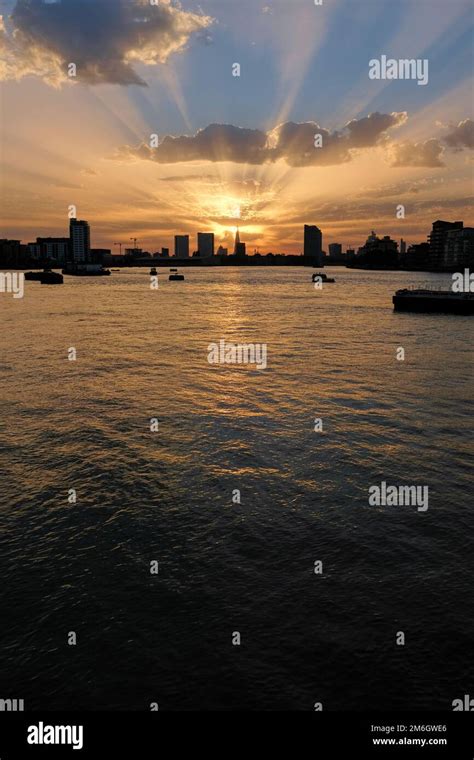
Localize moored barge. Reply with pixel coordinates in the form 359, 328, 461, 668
393, 289, 474, 315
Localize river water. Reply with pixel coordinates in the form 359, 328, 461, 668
0, 266, 472, 710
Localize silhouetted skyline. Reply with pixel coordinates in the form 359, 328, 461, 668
2, 217, 472, 273
1, 0, 472, 252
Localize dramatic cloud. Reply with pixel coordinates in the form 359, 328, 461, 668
117, 112, 408, 167
268, 121, 351, 166
387, 139, 445, 168
344, 111, 407, 147
0, 0, 213, 86
146, 124, 270, 164
443, 119, 474, 149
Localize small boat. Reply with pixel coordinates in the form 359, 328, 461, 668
312, 271, 335, 283
169, 268, 185, 281
40, 270, 63, 284
150, 267, 157, 276
62, 265, 110, 276
393, 289, 474, 315
24, 270, 44, 281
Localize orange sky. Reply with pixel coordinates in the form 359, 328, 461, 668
1, 0, 472, 253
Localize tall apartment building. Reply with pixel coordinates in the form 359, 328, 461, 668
69, 219, 91, 263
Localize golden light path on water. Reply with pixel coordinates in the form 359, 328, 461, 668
0, 267, 472, 709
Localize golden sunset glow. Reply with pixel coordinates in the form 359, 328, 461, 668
1, 0, 472, 253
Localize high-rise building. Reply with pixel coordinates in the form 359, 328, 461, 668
428, 220, 463, 270
197, 232, 214, 257
174, 235, 189, 258
233, 228, 241, 255
328, 243, 342, 257
443, 228, 474, 270
35, 237, 70, 264
400, 238, 407, 255
69, 219, 90, 263
233, 228, 246, 258
304, 225, 323, 264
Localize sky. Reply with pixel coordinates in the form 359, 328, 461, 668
0, 0, 473, 254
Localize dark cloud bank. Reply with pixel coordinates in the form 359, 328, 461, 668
119, 112, 408, 168
118, 115, 474, 169
1, 0, 212, 85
